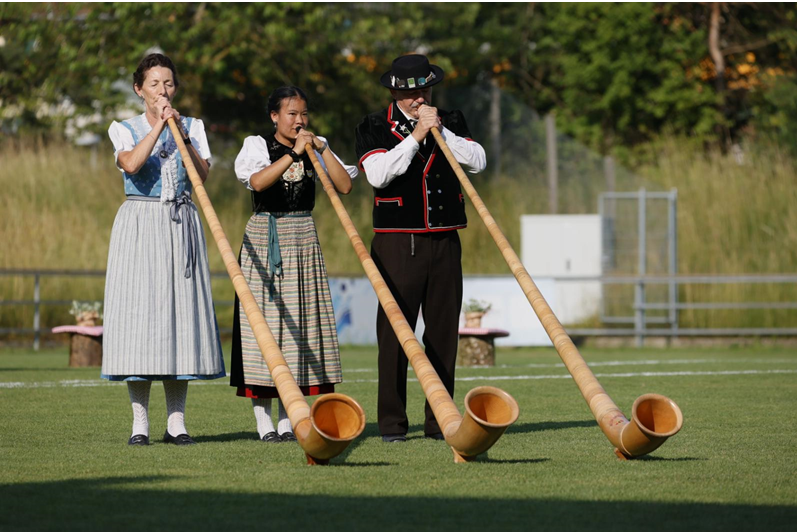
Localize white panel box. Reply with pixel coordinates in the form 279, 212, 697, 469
520, 215, 602, 325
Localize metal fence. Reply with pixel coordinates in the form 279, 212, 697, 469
599, 189, 679, 345
0, 268, 235, 350
563, 274, 797, 345
2, 268, 797, 350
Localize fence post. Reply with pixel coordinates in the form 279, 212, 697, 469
603, 155, 616, 196
669, 188, 679, 341
33, 273, 41, 351
545, 113, 558, 214
635, 188, 647, 347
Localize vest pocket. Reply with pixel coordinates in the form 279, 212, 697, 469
375, 196, 404, 207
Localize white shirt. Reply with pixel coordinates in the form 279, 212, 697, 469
235, 135, 358, 190
362, 105, 487, 189
108, 116, 212, 171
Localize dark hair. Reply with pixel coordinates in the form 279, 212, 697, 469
267, 86, 308, 114
133, 53, 180, 89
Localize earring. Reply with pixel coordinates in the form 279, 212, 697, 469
273, 121, 278, 129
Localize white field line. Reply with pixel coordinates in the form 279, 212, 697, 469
310, 358, 797, 373
2, 368, 795, 389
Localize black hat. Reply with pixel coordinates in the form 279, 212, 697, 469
380, 54, 444, 91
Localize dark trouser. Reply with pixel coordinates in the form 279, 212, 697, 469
370, 231, 463, 436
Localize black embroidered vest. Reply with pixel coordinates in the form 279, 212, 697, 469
251, 133, 316, 213
355, 103, 475, 232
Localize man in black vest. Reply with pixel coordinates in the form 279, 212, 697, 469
355, 54, 486, 442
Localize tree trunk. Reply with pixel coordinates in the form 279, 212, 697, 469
709, 2, 730, 145
489, 77, 502, 178
709, 3, 726, 96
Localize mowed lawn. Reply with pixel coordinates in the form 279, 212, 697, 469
1, 344, 796, 531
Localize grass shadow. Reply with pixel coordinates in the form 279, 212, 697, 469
479, 457, 550, 465
635, 456, 705, 462
194, 431, 258, 444
1, 476, 795, 531
508, 420, 596, 434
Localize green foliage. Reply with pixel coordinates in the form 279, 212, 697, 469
3, 3, 797, 151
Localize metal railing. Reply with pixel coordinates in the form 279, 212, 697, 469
2, 269, 796, 349
0, 268, 234, 350
563, 274, 797, 344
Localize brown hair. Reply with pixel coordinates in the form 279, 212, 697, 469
133, 53, 180, 90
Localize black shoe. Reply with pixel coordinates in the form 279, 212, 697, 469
425, 433, 445, 441
163, 431, 196, 445
261, 431, 281, 443
128, 434, 150, 446
280, 431, 297, 442
382, 434, 407, 443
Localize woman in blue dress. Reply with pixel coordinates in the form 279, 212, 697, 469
102, 53, 225, 446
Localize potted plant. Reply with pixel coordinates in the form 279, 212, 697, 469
462, 298, 492, 328
69, 300, 103, 327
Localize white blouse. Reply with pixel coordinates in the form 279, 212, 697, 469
108, 115, 212, 172
235, 135, 358, 190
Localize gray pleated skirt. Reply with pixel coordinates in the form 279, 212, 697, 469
101, 196, 225, 381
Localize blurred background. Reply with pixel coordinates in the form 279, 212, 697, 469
1, 2, 796, 344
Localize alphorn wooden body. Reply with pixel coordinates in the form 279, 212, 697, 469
306, 147, 518, 463
430, 127, 682, 459
167, 119, 365, 464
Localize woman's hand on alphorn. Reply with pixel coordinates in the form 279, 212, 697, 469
293, 130, 314, 155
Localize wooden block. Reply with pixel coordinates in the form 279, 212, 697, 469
68, 333, 103, 367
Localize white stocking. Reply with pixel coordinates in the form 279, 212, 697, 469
127, 381, 151, 437
277, 399, 292, 435
163, 380, 188, 436
252, 398, 275, 438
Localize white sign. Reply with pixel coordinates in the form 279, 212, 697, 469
328, 275, 556, 347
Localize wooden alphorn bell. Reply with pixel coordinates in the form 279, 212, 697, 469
306, 143, 519, 463
429, 127, 683, 459
167, 118, 365, 465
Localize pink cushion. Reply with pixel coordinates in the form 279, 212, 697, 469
458, 327, 510, 338
51, 325, 104, 337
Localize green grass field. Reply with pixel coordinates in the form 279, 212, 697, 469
1, 344, 796, 531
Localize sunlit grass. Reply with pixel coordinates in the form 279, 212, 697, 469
1, 344, 796, 531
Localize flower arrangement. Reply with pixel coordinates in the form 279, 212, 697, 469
69, 300, 103, 327
462, 298, 492, 328
462, 298, 492, 314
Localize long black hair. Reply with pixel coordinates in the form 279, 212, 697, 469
133, 53, 180, 89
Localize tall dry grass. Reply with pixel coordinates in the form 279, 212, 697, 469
1, 136, 795, 332
635, 138, 797, 328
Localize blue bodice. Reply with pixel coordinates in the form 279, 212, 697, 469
118, 115, 194, 197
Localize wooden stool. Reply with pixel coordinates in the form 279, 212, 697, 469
457, 327, 510, 367
52, 325, 104, 367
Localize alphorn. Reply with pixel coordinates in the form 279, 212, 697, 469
306, 145, 519, 463
430, 127, 682, 459
167, 118, 365, 465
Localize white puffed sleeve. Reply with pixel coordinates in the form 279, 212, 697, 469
234, 136, 272, 190
108, 121, 136, 172
313, 136, 358, 180
188, 118, 212, 162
